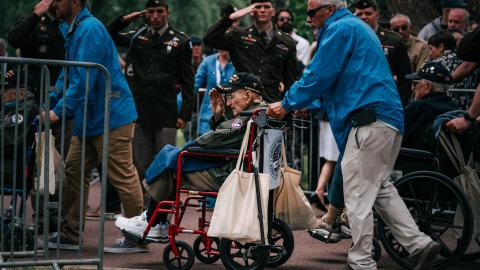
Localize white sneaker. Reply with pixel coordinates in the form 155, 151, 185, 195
115, 211, 166, 242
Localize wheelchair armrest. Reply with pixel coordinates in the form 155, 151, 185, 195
398, 148, 435, 160
185, 146, 240, 156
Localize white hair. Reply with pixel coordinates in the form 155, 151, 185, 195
430, 81, 449, 93
450, 8, 470, 22
390, 13, 411, 25
311, 0, 346, 9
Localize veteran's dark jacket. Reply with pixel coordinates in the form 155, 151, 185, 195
8, 12, 65, 102
403, 92, 459, 151
146, 102, 266, 186
203, 16, 298, 103
108, 17, 194, 127
376, 27, 412, 107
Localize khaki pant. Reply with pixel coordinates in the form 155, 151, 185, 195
62, 123, 143, 242
145, 170, 220, 203
342, 121, 432, 269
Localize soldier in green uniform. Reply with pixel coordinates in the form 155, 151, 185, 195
354, 0, 412, 106
107, 0, 194, 181
203, 0, 298, 103
114, 72, 267, 242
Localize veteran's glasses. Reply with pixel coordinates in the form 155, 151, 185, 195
392, 24, 409, 32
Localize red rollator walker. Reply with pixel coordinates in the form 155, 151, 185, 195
122, 109, 294, 270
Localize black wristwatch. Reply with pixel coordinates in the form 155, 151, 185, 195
463, 112, 476, 122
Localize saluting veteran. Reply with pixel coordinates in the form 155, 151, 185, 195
203, 0, 298, 103
267, 0, 440, 269
107, 0, 194, 181
114, 73, 266, 242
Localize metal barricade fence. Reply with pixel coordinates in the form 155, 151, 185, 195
1, 57, 111, 269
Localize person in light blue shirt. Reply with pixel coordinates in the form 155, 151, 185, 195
44, 0, 143, 251
195, 50, 235, 135
267, 1, 439, 268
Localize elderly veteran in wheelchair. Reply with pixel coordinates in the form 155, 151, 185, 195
114, 72, 266, 243
403, 61, 459, 151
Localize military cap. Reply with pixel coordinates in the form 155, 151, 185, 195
190, 36, 202, 45
353, 0, 378, 10
251, 0, 274, 4
441, 0, 467, 8
146, 0, 168, 8
405, 62, 452, 84
217, 73, 263, 96
220, 3, 237, 17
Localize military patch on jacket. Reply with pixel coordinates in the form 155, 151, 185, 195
276, 44, 289, 52
241, 35, 257, 45
138, 35, 149, 43
165, 37, 180, 48
231, 118, 243, 130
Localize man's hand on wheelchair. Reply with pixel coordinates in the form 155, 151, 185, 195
40, 110, 60, 125
446, 117, 471, 134
267, 102, 288, 119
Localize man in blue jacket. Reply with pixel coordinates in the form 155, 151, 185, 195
268, 0, 440, 269
44, 0, 143, 250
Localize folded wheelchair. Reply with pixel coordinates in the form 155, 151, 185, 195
122, 109, 294, 270
377, 125, 480, 269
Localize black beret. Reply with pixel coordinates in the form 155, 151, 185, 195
353, 0, 378, 10
251, 0, 274, 4
146, 0, 168, 8
220, 3, 237, 18
217, 73, 263, 96
190, 36, 202, 45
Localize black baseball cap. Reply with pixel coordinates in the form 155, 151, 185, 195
146, 0, 168, 8
217, 73, 263, 96
405, 62, 452, 84
353, 0, 378, 10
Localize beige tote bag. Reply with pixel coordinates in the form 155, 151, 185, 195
273, 139, 317, 230
208, 120, 270, 243
35, 130, 63, 195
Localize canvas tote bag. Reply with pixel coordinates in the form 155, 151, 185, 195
440, 131, 480, 241
208, 120, 270, 243
35, 130, 63, 195
273, 139, 317, 230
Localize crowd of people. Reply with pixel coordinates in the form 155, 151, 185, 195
1, 0, 479, 268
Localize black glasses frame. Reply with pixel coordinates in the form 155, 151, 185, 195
306, 4, 332, 18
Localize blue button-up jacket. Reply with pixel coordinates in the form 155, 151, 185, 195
282, 8, 404, 152
53, 8, 137, 137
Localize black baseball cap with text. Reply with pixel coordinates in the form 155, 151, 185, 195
217, 73, 263, 96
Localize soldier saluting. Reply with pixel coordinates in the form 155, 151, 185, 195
203, 0, 298, 103
107, 0, 194, 181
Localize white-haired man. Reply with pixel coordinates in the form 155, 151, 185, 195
448, 8, 470, 33
268, 0, 440, 269
390, 14, 430, 71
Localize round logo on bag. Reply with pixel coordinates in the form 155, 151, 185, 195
269, 136, 282, 182
11, 114, 24, 124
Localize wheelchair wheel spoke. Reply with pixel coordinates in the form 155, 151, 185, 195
428, 182, 438, 215
407, 182, 424, 220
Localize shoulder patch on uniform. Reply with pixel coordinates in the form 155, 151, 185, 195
231, 118, 244, 130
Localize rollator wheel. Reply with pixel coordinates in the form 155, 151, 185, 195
377, 171, 473, 269
163, 240, 195, 270
267, 218, 294, 267
193, 235, 220, 264
372, 238, 381, 262
219, 239, 269, 270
